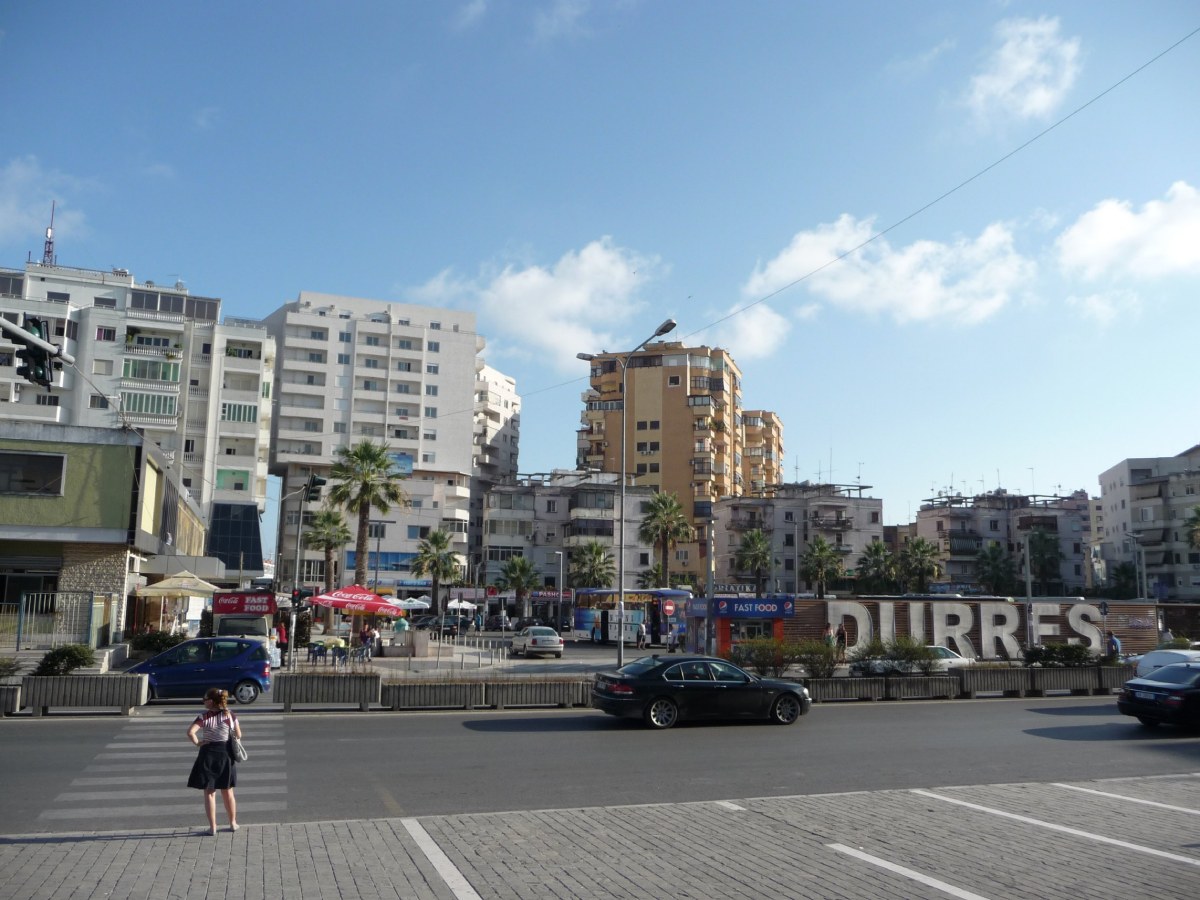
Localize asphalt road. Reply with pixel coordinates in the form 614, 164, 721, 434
2, 695, 1197, 835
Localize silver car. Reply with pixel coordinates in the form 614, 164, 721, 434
511, 626, 564, 659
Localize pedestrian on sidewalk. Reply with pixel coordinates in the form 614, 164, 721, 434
835, 623, 847, 664
186, 688, 241, 835
636, 621, 646, 649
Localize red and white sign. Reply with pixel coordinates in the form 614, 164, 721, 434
486, 586, 498, 596
213, 591, 277, 615
663, 599, 676, 616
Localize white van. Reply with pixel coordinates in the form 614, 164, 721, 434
212, 591, 281, 668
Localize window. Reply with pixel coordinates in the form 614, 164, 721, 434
35, 394, 60, 407
333, 422, 346, 434
397, 339, 413, 350
309, 330, 326, 340
365, 335, 381, 346
93, 359, 113, 376
362, 380, 382, 392
367, 522, 387, 539
424, 407, 437, 418
546, 500, 557, 513
394, 384, 411, 394
364, 358, 379, 369
337, 353, 350, 365
220, 403, 258, 423
423, 430, 436, 441
429, 321, 441, 330
639, 553, 650, 566
668, 375, 680, 386
308, 352, 324, 363
425, 385, 438, 396
89, 394, 110, 409
421, 452, 436, 463
2, 452, 65, 495
96, 327, 116, 341
426, 364, 439, 374
94, 296, 117, 309
428, 341, 440, 352
637, 421, 647, 431
408, 525, 431, 540
47, 291, 70, 303
339, 331, 352, 342
123, 359, 181, 383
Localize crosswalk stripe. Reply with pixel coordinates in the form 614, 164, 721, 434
39, 801, 288, 820
71, 773, 287, 786
94, 749, 285, 760
56, 786, 279, 802
105, 740, 285, 749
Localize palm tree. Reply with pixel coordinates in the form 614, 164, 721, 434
411, 529, 460, 617
975, 543, 1015, 595
734, 528, 772, 598
1027, 528, 1063, 594
637, 492, 692, 588
496, 555, 539, 617
636, 562, 665, 590
569, 541, 615, 589
327, 440, 408, 587
801, 535, 844, 599
855, 541, 896, 593
898, 537, 941, 593
1186, 505, 1200, 549
1110, 562, 1138, 599
302, 507, 352, 594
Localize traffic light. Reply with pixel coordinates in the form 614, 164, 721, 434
14, 316, 55, 389
290, 588, 312, 614
306, 474, 326, 502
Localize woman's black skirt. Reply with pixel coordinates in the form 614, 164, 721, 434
187, 742, 237, 790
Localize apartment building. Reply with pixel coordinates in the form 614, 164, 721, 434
264, 291, 504, 594
714, 481, 884, 593
741, 410, 784, 495
577, 342, 777, 587
482, 470, 655, 602
469, 363, 521, 582
0, 261, 274, 580
1098, 447, 1200, 601
915, 488, 1090, 596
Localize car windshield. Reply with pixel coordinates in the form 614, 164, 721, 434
1145, 665, 1200, 685
528, 627, 556, 636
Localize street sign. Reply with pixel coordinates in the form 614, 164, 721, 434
1099, 601, 1109, 617
663, 599, 676, 616
486, 586, 498, 596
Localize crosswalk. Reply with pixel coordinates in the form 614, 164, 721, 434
39, 714, 289, 825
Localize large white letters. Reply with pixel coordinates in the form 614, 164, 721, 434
979, 602, 1022, 659
1067, 605, 1103, 650
826, 601, 874, 651
932, 603, 976, 658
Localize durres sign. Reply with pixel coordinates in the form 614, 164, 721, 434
826, 599, 1112, 659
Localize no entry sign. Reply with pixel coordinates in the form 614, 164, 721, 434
663, 599, 676, 616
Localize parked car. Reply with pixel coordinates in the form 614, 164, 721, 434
410, 615, 438, 630
1133, 649, 1200, 679
592, 654, 811, 729
511, 616, 546, 631
511, 626, 564, 658
849, 645, 977, 676
434, 615, 471, 637
1117, 662, 1200, 728
127, 637, 271, 704
484, 614, 515, 631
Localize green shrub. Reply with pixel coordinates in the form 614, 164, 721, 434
794, 640, 837, 679
130, 631, 187, 654
721, 638, 806, 677
33, 644, 95, 676
848, 636, 887, 667
0, 657, 21, 678
1024, 643, 1097, 667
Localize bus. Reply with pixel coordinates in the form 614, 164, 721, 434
571, 588, 692, 646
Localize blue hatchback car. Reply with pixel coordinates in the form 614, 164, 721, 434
128, 637, 271, 704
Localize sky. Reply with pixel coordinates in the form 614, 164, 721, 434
2, 1, 1198, 545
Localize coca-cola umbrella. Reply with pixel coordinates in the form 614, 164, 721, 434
310, 584, 407, 618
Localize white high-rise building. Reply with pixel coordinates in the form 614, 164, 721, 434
469, 363, 521, 582
264, 291, 512, 595
0, 260, 275, 580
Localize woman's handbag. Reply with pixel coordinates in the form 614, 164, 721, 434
225, 714, 248, 762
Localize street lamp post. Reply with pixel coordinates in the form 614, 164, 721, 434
372, 519, 397, 593
554, 550, 564, 631
578, 317, 676, 667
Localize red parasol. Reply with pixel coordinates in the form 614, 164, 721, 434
309, 584, 405, 617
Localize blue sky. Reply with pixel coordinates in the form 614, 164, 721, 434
3, 2, 1198, 539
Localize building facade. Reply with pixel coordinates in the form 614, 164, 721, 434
577, 342, 779, 587
714, 481, 885, 593
0, 261, 274, 579
469, 363, 521, 584
264, 291, 511, 595
1097, 447, 1200, 601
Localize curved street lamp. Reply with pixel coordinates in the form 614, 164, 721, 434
578, 316, 677, 666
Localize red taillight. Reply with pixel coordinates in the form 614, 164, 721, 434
1163, 695, 1182, 708
261, 663, 270, 677
610, 683, 634, 694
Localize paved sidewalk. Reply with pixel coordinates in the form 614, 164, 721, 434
3, 774, 1196, 900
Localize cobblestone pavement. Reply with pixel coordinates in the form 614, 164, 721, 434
3, 772, 1196, 900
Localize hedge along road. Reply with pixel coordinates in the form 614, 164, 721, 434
1, 693, 1193, 833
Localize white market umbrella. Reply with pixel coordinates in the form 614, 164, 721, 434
392, 597, 431, 611
137, 570, 219, 598
447, 599, 476, 611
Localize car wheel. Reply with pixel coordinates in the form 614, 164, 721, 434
644, 697, 679, 729
1136, 716, 1159, 728
555, 653, 562, 659
234, 680, 260, 705
769, 693, 802, 725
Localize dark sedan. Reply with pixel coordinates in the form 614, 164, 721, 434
1117, 662, 1200, 728
592, 654, 811, 729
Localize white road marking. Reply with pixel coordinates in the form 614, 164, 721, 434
56, 786, 279, 802
71, 773, 287, 786
828, 843, 992, 900
39, 801, 288, 820
714, 800, 745, 811
1051, 783, 1200, 815
106, 740, 285, 749
912, 789, 1200, 867
93, 748, 285, 760
401, 818, 483, 900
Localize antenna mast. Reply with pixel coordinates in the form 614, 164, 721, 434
42, 202, 56, 266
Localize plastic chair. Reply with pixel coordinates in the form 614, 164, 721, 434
307, 643, 327, 663
329, 646, 348, 668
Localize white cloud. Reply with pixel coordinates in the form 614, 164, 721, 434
410, 237, 662, 372
889, 37, 956, 77
1057, 181, 1200, 281
534, 0, 591, 41
453, 0, 488, 30
967, 16, 1080, 122
744, 214, 1035, 326
0, 156, 87, 244
708, 302, 792, 362
192, 106, 220, 130
1066, 291, 1141, 326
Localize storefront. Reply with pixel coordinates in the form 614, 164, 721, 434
706, 595, 795, 656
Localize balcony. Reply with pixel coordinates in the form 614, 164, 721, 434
727, 516, 771, 531
810, 515, 853, 530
